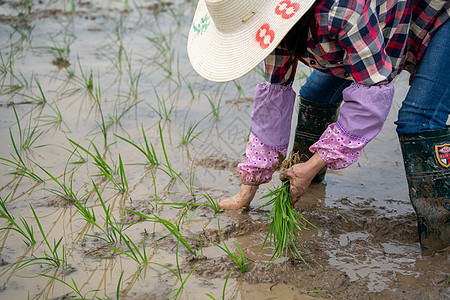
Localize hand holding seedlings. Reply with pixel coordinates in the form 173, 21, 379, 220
279, 152, 326, 204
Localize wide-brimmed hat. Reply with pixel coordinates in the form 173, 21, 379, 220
187, 0, 316, 82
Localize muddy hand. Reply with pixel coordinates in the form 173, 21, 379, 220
280, 152, 326, 204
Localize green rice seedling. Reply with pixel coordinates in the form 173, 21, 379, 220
173, 243, 198, 300
110, 233, 149, 264
199, 192, 221, 213
206, 94, 222, 119
307, 289, 328, 298
94, 181, 127, 243
127, 210, 197, 256
0, 51, 13, 76
12, 106, 43, 150
64, 58, 93, 94
34, 149, 89, 202
74, 182, 125, 244
115, 154, 129, 193
158, 123, 176, 180
115, 123, 159, 166
91, 78, 108, 146
2, 71, 29, 97
69, 140, 128, 193
124, 55, 142, 100
62, 0, 77, 12
34, 162, 77, 201
106, 100, 142, 130
40, 274, 99, 299
221, 265, 236, 300
34, 37, 71, 69
72, 194, 97, 228
146, 243, 198, 299
182, 76, 196, 99
155, 49, 175, 78
260, 154, 321, 266
0, 193, 36, 246
206, 220, 249, 273
144, 25, 172, 59
67, 185, 122, 245
232, 80, 245, 98
260, 180, 316, 266
151, 214, 197, 256
39, 102, 71, 132
158, 194, 219, 216
179, 119, 204, 146
19, 206, 68, 269
20, 77, 47, 104
0, 128, 44, 182
148, 91, 174, 121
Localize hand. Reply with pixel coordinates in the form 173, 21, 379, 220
279, 152, 326, 204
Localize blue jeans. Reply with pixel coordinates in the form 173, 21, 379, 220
299, 19, 450, 135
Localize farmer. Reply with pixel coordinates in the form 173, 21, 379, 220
187, 0, 450, 255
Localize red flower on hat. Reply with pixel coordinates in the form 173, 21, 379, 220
256, 23, 275, 49
275, 0, 300, 19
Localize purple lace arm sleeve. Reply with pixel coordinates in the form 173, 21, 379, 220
238, 49, 298, 185
238, 82, 296, 185
310, 82, 394, 170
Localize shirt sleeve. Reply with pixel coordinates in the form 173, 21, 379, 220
324, 0, 394, 85
309, 82, 394, 170
264, 47, 298, 86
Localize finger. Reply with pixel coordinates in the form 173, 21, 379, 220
290, 184, 305, 200
279, 167, 293, 181
289, 197, 299, 206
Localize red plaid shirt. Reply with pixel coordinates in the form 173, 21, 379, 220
267, 0, 450, 86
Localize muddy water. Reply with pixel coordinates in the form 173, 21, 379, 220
0, 0, 449, 299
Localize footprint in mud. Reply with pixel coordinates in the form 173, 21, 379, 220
195, 156, 240, 172
36, 195, 77, 208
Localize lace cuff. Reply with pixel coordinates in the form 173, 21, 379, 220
309, 121, 367, 170
238, 132, 287, 185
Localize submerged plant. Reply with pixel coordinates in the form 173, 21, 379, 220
0, 193, 36, 246
19, 206, 68, 269
0, 128, 44, 182
40, 274, 100, 299
206, 220, 249, 273
69, 139, 129, 193
179, 119, 203, 146
115, 123, 159, 166
261, 153, 321, 266
12, 105, 42, 151
127, 209, 197, 256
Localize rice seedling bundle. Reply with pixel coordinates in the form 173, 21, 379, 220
261, 153, 318, 266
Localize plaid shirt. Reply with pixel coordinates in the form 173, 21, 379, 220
266, 0, 450, 86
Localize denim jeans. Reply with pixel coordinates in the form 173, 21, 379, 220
299, 19, 450, 135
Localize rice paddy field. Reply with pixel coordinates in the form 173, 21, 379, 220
0, 0, 448, 299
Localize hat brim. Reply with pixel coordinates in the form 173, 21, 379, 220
187, 0, 316, 82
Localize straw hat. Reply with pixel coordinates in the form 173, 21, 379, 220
187, 0, 317, 82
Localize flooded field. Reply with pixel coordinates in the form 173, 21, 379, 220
0, 0, 448, 299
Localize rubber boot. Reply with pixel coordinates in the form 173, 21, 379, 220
293, 97, 340, 182
399, 127, 450, 255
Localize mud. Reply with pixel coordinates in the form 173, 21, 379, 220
196, 156, 240, 172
